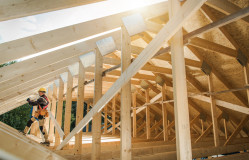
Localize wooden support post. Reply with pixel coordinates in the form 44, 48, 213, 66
49, 83, 57, 142
224, 119, 228, 140
86, 103, 90, 134
112, 97, 116, 135
207, 73, 220, 147
244, 65, 249, 104
169, 0, 192, 159
74, 62, 85, 154
201, 119, 204, 134
63, 72, 73, 148
92, 49, 103, 160
55, 78, 64, 147
120, 25, 132, 160
132, 92, 137, 138
104, 105, 108, 134
44, 87, 52, 132
145, 89, 151, 140
162, 83, 168, 141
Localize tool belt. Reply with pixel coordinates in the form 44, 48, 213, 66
34, 110, 49, 118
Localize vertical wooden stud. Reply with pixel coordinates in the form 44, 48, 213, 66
63, 71, 73, 148
74, 62, 85, 154
145, 89, 151, 140
92, 49, 103, 160
120, 25, 132, 160
132, 92, 137, 138
49, 83, 57, 142
54, 78, 64, 147
169, 0, 192, 159
207, 73, 220, 147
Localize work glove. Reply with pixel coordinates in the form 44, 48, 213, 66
26, 98, 30, 102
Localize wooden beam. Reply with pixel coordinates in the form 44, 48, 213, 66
56, 0, 206, 150
145, 89, 151, 140
74, 62, 85, 154
206, 0, 249, 25
189, 37, 237, 58
120, 25, 132, 160
0, 122, 66, 160
0, 0, 104, 22
54, 78, 64, 147
0, 1, 168, 64
63, 72, 73, 148
208, 73, 220, 147
104, 105, 108, 134
45, 87, 52, 132
162, 84, 168, 141
112, 96, 116, 135
132, 92, 137, 138
86, 103, 90, 134
48, 83, 57, 142
92, 49, 103, 160
169, 0, 192, 159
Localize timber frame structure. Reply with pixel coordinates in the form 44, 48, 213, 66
0, 0, 249, 159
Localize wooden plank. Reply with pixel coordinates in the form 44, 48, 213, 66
224, 119, 228, 140
48, 83, 57, 142
0, 1, 168, 64
0, 0, 104, 22
189, 37, 237, 58
112, 96, 116, 135
92, 49, 103, 160
208, 73, 220, 147
192, 95, 249, 115
63, 72, 73, 149
86, 103, 90, 133
206, 0, 249, 25
162, 84, 168, 141
169, 0, 192, 159
120, 25, 132, 160
44, 87, 52, 132
104, 105, 108, 134
145, 89, 151, 140
56, 0, 206, 150
132, 92, 137, 138
74, 62, 85, 154
0, 122, 66, 160
54, 78, 64, 147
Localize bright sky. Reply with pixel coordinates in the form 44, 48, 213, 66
0, 0, 166, 44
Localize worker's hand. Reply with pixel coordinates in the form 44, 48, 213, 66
26, 98, 30, 102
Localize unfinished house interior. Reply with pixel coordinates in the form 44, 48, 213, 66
0, 0, 249, 159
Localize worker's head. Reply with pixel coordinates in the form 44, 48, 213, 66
38, 88, 46, 96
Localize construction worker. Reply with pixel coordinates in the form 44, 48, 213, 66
23, 88, 50, 145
